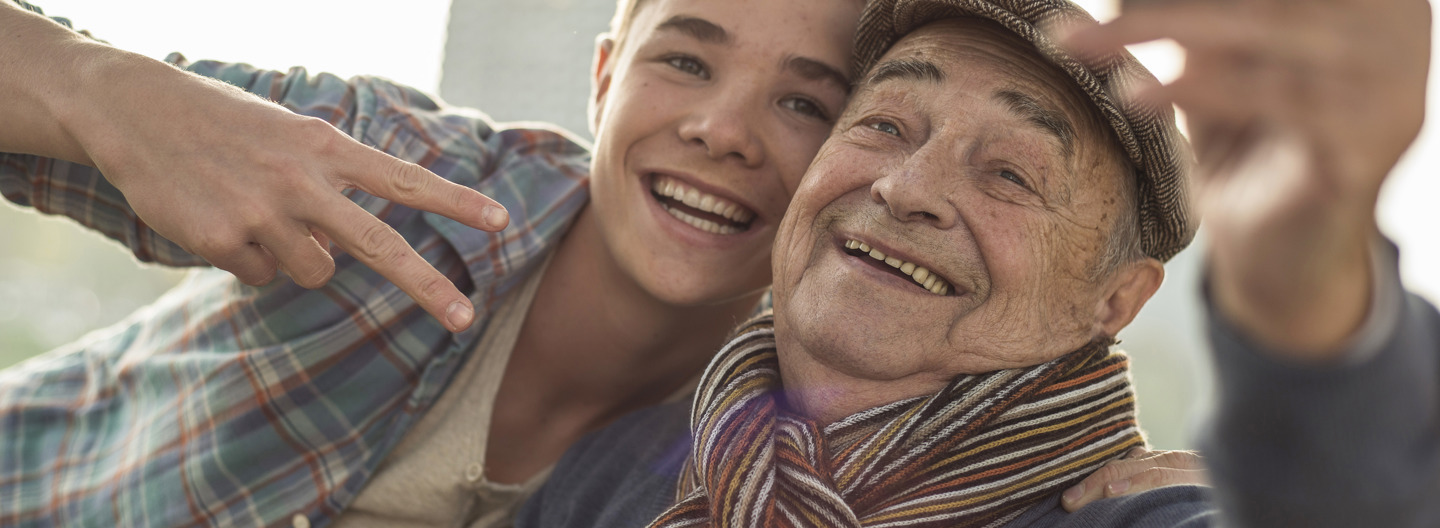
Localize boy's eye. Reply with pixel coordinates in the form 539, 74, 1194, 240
781, 97, 830, 122
868, 121, 901, 136
666, 56, 709, 79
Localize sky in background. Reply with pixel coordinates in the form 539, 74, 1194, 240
36, 0, 453, 92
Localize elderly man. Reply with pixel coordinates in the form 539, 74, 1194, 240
518, 0, 1440, 526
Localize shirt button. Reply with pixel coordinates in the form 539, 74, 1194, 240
291, 514, 311, 528
465, 462, 483, 482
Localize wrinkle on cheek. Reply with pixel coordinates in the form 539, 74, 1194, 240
1042, 197, 1106, 282
1031, 214, 1102, 333
952, 294, 1039, 367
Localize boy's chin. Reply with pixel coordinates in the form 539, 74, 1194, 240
632, 262, 770, 309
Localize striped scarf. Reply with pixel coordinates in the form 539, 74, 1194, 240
649, 315, 1143, 528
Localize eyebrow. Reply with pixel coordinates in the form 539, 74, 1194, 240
787, 56, 853, 94
994, 89, 1075, 159
655, 15, 729, 45
862, 57, 945, 87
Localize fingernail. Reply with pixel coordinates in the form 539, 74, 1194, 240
484, 205, 509, 229
446, 301, 473, 331
1107, 479, 1131, 495
1063, 483, 1084, 503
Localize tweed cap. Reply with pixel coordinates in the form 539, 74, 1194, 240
853, 0, 1195, 262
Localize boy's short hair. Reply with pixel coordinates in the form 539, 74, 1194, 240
608, 0, 653, 54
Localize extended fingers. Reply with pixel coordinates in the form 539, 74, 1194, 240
315, 197, 475, 332
343, 145, 509, 232
1064, 1, 1293, 54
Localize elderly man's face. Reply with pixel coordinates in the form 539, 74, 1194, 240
772, 18, 1160, 385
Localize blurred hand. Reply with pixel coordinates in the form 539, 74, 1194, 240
1065, 0, 1431, 358
71, 56, 507, 332
1061, 448, 1209, 512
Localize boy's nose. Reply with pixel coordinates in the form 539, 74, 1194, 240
678, 91, 766, 168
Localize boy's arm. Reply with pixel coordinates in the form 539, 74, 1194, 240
0, 1, 505, 332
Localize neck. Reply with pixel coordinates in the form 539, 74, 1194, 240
518, 207, 764, 418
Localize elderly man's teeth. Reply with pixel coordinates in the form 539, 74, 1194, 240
844, 239, 953, 295
651, 175, 756, 224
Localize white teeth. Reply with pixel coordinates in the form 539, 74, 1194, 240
666, 207, 741, 235
844, 238, 953, 296
650, 175, 757, 225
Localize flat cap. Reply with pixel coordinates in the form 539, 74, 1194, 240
853, 0, 1196, 262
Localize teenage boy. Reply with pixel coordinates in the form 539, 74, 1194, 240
0, 0, 861, 525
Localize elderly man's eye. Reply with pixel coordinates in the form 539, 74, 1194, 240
1000, 170, 1030, 189
665, 55, 709, 80
868, 121, 901, 136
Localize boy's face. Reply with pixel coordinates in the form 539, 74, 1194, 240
587, 0, 862, 307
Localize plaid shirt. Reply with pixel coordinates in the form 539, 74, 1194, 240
0, 5, 592, 525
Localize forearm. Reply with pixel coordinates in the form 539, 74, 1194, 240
1201, 246, 1440, 527
0, 0, 114, 164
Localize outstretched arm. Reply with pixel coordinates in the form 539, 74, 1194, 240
0, 1, 508, 332
1069, 0, 1440, 526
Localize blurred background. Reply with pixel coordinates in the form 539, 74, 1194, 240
3, 0, 1437, 451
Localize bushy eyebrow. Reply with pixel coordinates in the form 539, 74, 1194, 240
656, 15, 729, 45
994, 89, 1075, 159
787, 57, 852, 94
862, 57, 945, 87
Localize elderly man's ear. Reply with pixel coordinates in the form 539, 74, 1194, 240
1094, 258, 1165, 338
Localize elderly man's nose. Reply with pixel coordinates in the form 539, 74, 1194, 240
870, 165, 958, 228
678, 94, 765, 167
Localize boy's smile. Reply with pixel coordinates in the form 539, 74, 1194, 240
649, 173, 756, 235
582, 0, 862, 307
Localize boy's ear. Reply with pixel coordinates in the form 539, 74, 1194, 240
1095, 257, 1165, 338
588, 35, 617, 136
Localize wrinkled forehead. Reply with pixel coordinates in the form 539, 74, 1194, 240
868, 18, 1096, 117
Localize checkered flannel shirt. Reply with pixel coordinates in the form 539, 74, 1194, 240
0, 3, 592, 526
